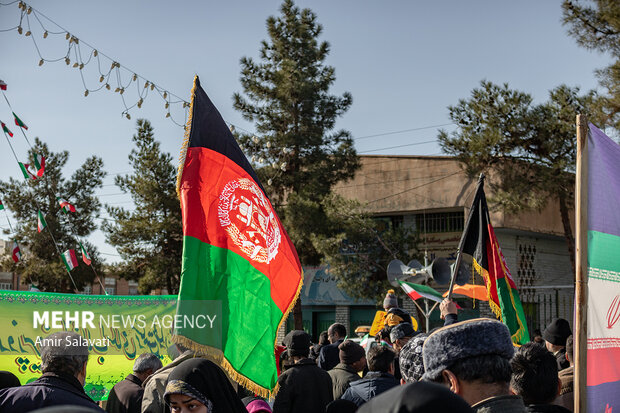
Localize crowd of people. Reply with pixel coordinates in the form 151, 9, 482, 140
0, 292, 575, 413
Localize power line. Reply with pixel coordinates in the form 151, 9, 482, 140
354, 123, 454, 141
367, 171, 462, 205
359, 139, 437, 154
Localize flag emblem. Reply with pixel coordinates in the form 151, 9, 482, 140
37, 210, 47, 232
61, 249, 78, 271
218, 178, 281, 263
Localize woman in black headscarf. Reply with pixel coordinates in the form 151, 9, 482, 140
163, 358, 246, 413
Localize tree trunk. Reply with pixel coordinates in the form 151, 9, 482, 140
293, 297, 303, 330
558, 194, 576, 277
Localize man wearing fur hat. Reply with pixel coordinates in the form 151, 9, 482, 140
422, 319, 526, 413
273, 330, 333, 413
327, 340, 366, 399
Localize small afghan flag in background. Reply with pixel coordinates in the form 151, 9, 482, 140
12, 241, 21, 263
33, 154, 45, 177
13, 112, 27, 130
79, 242, 91, 265
460, 176, 530, 345
398, 280, 444, 303
37, 210, 47, 232
173, 76, 303, 397
1, 121, 13, 137
18, 162, 37, 180
61, 249, 78, 271
57, 197, 76, 213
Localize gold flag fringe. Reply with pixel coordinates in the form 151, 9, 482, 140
176, 75, 197, 199
275, 270, 304, 347
471, 259, 528, 344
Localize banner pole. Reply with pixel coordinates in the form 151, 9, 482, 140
574, 114, 589, 413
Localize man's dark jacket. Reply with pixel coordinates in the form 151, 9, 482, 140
272, 358, 333, 413
526, 404, 572, 413
327, 363, 360, 399
105, 374, 143, 413
340, 371, 398, 407
554, 349, 570, 371
317, 339, 343, 371
0, 372, 104, 412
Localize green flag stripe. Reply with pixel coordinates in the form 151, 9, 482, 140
588, 230, 620, 274
495, 277, 529, 345
178, 235, 283, 389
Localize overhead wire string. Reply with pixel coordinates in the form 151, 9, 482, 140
358, 139, 438, 154
367, 171, 462, 205
353, 123, 454, 141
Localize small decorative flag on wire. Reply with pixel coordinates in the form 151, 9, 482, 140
0, 80, 6, 90
33, 154, 45, 177
12, 241, 21, 263
1, 121, 13, 137
79, 242, 91, 265
18, 162, 37, 180
61, 249, 78, 271
0, 199, 4, 210
13, 112, 27, 130
37, 210, 47, 232
57, 197, 76, 213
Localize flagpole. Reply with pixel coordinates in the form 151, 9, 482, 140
574, 114, 589, 413
448, 173, 485, 300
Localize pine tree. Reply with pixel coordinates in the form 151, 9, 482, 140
439, 81, 606, 273
0, 138, 105, 292
102, 119, 182, 294
562, 0, 620, 130
233, 0, 359, 326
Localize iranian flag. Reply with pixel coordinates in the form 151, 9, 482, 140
18, 162, 37, 180
61, 249, 78, 271
79, 242, 91, 265
0, 80, 6, 90
33, 154, 45, 177
13, 112, 27, 130
0, 199, 3, 210
37, 210, 47, 232
57, 197, 76, 213
173, 76, 303, 397
12, 241, 21, 263
398, 280, 444, 303
1, 121, 13, 137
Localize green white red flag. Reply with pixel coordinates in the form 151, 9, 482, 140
0, 199, 4, 211
12, 241, 21, 263
61, 249, 78, 271
57, 197, 76, 213
13, 112, 27, 130
0, 80, 6, 91
1, 121, 13, 137
173, 76, 303, 397
18, 162, 37, 180
79, 242, 91, 265
33, 154, 45, 177
398, 280, 444, 303
37, 210, 47, 232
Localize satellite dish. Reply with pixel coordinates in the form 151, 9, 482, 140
451, 262, 471, 286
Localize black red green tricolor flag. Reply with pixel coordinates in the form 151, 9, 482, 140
460, 176, 530, 345
174, 76, 303, 396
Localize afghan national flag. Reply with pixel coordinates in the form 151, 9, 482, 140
1, 121, 13, 137
173, 76, 303, 397
13, 112, 27, 130
398, 280, 444, 303
0, 80, 6, 90
12, 241, 21, 263
33, 153, 45, 177
57, 197, 76, 213
37, 210, 47, 232
79, 242, 91, 265
18, 162, 37, 180
460, 177, 530, 345
61, 249, 78, 271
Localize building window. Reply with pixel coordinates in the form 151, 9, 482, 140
82, 285, 92, 295
105, 277, 116, 285
416, 211, 464, 233
128, 280, 139, 295
105, 287, 115, 295
517, 242, 537, 300
0, 283, 12, 290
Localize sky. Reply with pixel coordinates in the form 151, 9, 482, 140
0, 0, 613, 263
